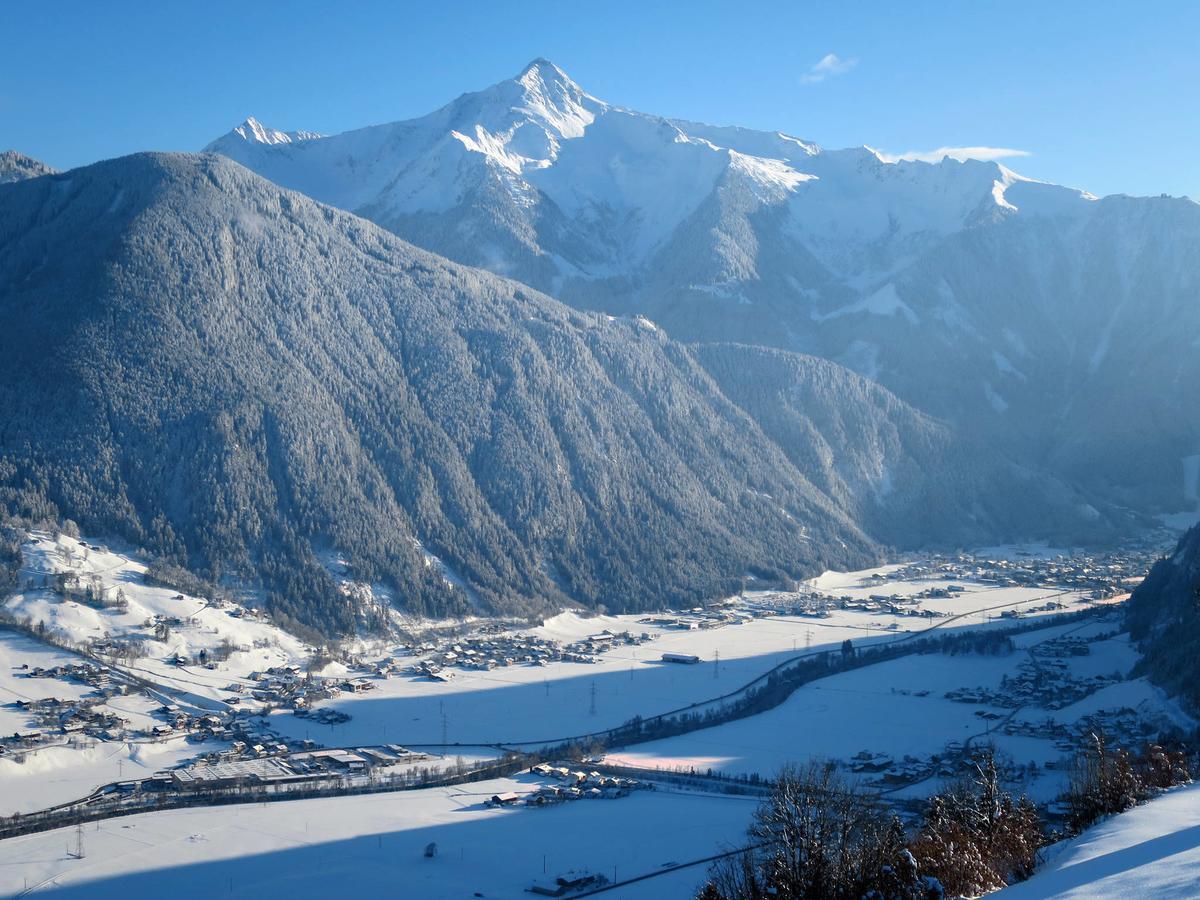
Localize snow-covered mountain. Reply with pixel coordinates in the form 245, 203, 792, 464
206, 117, 323, 151
0, 152, 1127, 630
206, 60, 1200, 514
0, 150, 56, 183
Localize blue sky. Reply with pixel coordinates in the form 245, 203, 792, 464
3, 0, 1197, 197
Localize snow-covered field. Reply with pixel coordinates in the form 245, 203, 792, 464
0, 774, 754, 899
265, 573, 1099, 750
0, 631, 93, 733
606, 652, 1019, 779
999, 782, 1200, 898
0, 737, 221, 816
605, 618, 1192, 803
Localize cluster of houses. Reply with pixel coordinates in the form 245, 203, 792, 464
224, 664, 366, 719
6, 695, 129, 742
729, 588, 945, 624
22, 660, 118, 690
2, 661, 138, 755
944, 655, 1123, 711
639, 609, 751, 629
888, 547, 1156, 599
1030, 634, 1106, 658
722, 543, 1155, 625
486, 764, 649, 808
529, 871, 609, 897
398, 628, 656, 681
842, 743, 1033, 791
1001, 706, 1164, 752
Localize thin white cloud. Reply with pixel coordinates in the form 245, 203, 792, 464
801, 53, 857, 84
876, 146, 1032, 164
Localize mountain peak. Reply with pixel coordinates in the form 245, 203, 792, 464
517, 57, 572, 83
205, 117, 323, 152
501, 58, 601, 140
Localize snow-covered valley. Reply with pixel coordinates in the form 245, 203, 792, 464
0, 528, 1189, 898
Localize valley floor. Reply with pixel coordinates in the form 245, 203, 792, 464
0, 774, 754, 899
0, 529, 1191, 898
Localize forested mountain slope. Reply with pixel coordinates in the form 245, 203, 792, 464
0, 152, 878, 633
690, 343, 1115, 549
0, 152, 1130, 635
1127, 524, 1200, 710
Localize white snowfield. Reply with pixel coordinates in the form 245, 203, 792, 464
0, 775, 753, 899
998, 782, 1200, 899
606, 651, 1024, 775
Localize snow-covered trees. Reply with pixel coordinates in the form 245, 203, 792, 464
700, 762, 941, 899
700, 753, 1046, 900
1065, 734, 1192, 834
909, 755, 1042, 896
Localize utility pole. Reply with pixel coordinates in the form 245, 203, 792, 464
713, 649, 719, 679
589, 681, 597, 716
69, 823, 84, 859
441, 710, 448, 747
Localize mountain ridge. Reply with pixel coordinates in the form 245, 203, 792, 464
0, 150, 56, 184
203, 60, 1200, 516
0, 150, 1124, 634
